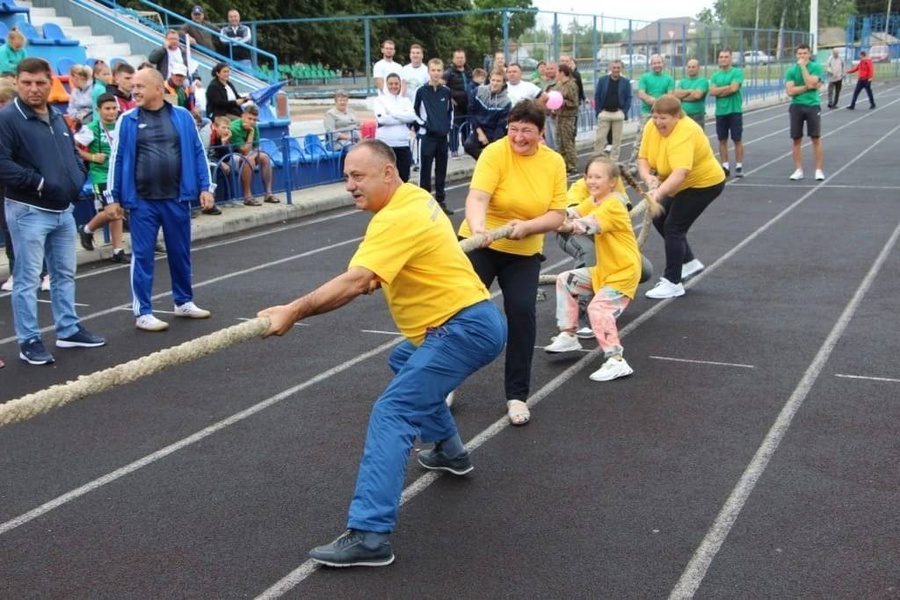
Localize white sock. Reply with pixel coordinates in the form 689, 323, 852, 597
722, 162, 730, 170
83, 224, 92, 234
113, 247, 123, 254
736, 162, 743, 169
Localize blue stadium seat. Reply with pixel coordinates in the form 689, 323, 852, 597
15, 20, 54, 45
42, 22, 79, 46
0, 0, 29, 16
57, 57, 75, 76
0, 22, 8, 39
258, 138, 283, 168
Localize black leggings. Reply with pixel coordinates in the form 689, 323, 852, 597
466, 247, 542, 401
392, 146, 412, 183
652, 181, 725, 284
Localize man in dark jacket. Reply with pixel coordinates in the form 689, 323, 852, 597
181, 4, 216, 52
442, 49, 471, 155
0, 58, 106, 365
149, 29, 190, 81
593, 59, 632, 161
415, 58, 453, 215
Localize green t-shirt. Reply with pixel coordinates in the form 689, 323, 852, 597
638, 72, 675, 113
83, 120, 116, 184
230, 118, 260, 150
784, 61, 824, 106
677, 76, 709, 115
710, 67, 744, 116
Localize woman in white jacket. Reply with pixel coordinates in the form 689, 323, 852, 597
373, 73, 417, 181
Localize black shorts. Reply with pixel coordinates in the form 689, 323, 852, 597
789, 104, 821, 139
715, 113, 743, 141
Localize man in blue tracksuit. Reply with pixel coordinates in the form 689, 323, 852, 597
414, 58, 453, 215
0, 58, 106, 365
109, 67, 215, 332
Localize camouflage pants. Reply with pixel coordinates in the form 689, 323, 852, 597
556, 115, 577, 172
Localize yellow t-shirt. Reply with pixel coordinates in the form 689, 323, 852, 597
575, 194, 641, 298
459, 139, 568, 256
638, 117, 725, 194
566, 177, 627, 207
349, 183, 490, 345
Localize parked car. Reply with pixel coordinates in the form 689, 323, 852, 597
618, 54, 648, 68
518, 57, 538, 70
868, 45, 891, 62
743, 50, 775, 65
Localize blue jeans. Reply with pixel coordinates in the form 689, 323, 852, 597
4, 200, 81, 343
346, 300, 507, 533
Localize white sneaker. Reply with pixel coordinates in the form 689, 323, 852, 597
604, 144, 612, 153
445, 390, 455, 408
544, 332, 582, 353
645, 277, 685, 299
681, 259, 705, 280
575, 326, 594, 339
41, 274, 50, 291
1, 276, 12, 291
815, 169, 825, 181
789, 169, 804, 181
174, 301, 211, 319
136, 314, 169, 331
589, 357, 634, 382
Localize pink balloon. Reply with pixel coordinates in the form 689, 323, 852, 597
546, 90, 563, 110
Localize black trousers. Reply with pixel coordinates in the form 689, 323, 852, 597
849, 79, 875, 108
393, 146, 412, 183
652, 181, 725, 284
466, 247, 542, 401
419, 136, 449, 202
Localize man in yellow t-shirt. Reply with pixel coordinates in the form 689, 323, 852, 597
258, 140, 506, 568
458, 100, 567, 426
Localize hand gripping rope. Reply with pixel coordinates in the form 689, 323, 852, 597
0, 226, 515, 428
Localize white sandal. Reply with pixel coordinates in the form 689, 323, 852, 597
506, 400, 530, 426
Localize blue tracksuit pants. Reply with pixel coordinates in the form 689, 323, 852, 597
346, 300, 507, 533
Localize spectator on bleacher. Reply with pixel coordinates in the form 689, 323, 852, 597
463, 68, 511, 161
66, 64, 93, 126
182, 5, 216, 53
324, 89, 360, 150
0, 30, 26, 76
208, 116, 234, 171
230, 104, 277, 206
108, 67, 214, 332
373, 73, 417, 182
149, 29, 189, 81
91, 60, 110, 110
74, 93, 128, 263
192, 76, 207, 116
106, 62, 136, 114
164, 63, 196, 115
0, 58, 106, 364
206, 62, 248, 119
219, 9, 252, 70
373, 39, 398, 94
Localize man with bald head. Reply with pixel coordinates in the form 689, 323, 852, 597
673, 58, 709, 129
109, 67, 215, 332
258, 139, 506, 568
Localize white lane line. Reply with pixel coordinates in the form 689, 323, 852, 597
668, 144, 900, 599
361, 329, 402, 336
0, 337, 406, 538
255, 120, 900, 599
649, 356, 755, 369
835, 373, 900, 384
730, 183, 900, 191
36, 299, 89, 307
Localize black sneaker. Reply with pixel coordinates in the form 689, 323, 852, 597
79, 228, 95, 251
417, 447, 474, 475
202, 206, 223, 215
735, 165, 743, 178
110, 249, 130, 264
56, 325, 106, 349
308, 530, 394, 568
19, 338, 55, 365
721, 164, 730, 177
438, 202, 453, 216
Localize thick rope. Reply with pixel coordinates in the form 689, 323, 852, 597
0, 318, 269, 427
0, 226, 518, 428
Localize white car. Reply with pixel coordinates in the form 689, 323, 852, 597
618, 54, 648, 68
743, 50, 775, 65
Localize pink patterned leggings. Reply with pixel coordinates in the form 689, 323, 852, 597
555, 268, 630, 358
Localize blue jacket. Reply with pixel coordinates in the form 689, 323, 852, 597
468, 84, 511, 142
109, 103, 211, 209
0, 98, 87, 211
594, 75, 633, 119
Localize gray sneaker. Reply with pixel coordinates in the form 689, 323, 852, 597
308, 530, 394, 568
417, 447, 473, 475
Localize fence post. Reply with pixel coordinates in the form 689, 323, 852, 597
282, 135, 293, 205
364, 19, 372, 95
502, 10, 509, 60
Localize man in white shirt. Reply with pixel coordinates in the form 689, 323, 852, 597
505, 62, 544, 105
400, 44, 429, 103
373, 39, 398, 93
825, 47, 846, 109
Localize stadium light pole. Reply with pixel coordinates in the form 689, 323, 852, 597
810, 0, 818, 53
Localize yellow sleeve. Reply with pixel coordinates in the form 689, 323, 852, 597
566, 178, 588, 206
593, 197, 631, 233
349, 215, 415, 285
638, 125, 655, 162
550, 160, 568, 210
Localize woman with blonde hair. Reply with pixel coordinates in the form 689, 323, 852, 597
638, 94, 726, 299
67, 64, 94, 125
0, 29, 26, 75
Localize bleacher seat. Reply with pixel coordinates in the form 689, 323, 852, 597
258, 138, 283, 167
42, 22, 79, 46
48, 75, 69, 103
109, 57, 128, 70
57, 57, 75, 76
0, 0, 29, 16
0, 22, 8, 39
85, 57, 97, 68
15, 20, 54, 46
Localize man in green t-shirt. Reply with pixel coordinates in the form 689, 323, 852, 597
230, 104, 278, 205
784, 44, 825, 181
709, 49, 744, 177
673, 58, 709, 130
630, 54, 675, 165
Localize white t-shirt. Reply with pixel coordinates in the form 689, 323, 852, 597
373, 59, 400, 91
400, 63, 429, 103
507, 80, 543, 105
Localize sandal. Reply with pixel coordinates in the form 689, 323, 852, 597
506, 400, 530, 426
263, 194, 280, 204
243, 197, 262, 207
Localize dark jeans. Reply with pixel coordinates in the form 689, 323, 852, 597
419, 136, 449, 202
463, 132, 486, 161
466, 247, 542, 401
393, 146, 412, 183
849, 79, 875, 108
827, 80, 843, 106
652, 181, 725, 284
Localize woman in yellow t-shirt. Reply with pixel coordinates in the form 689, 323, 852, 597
544, 156, 641, 382
460, 99, 567, 425
638, 94, 726, 299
